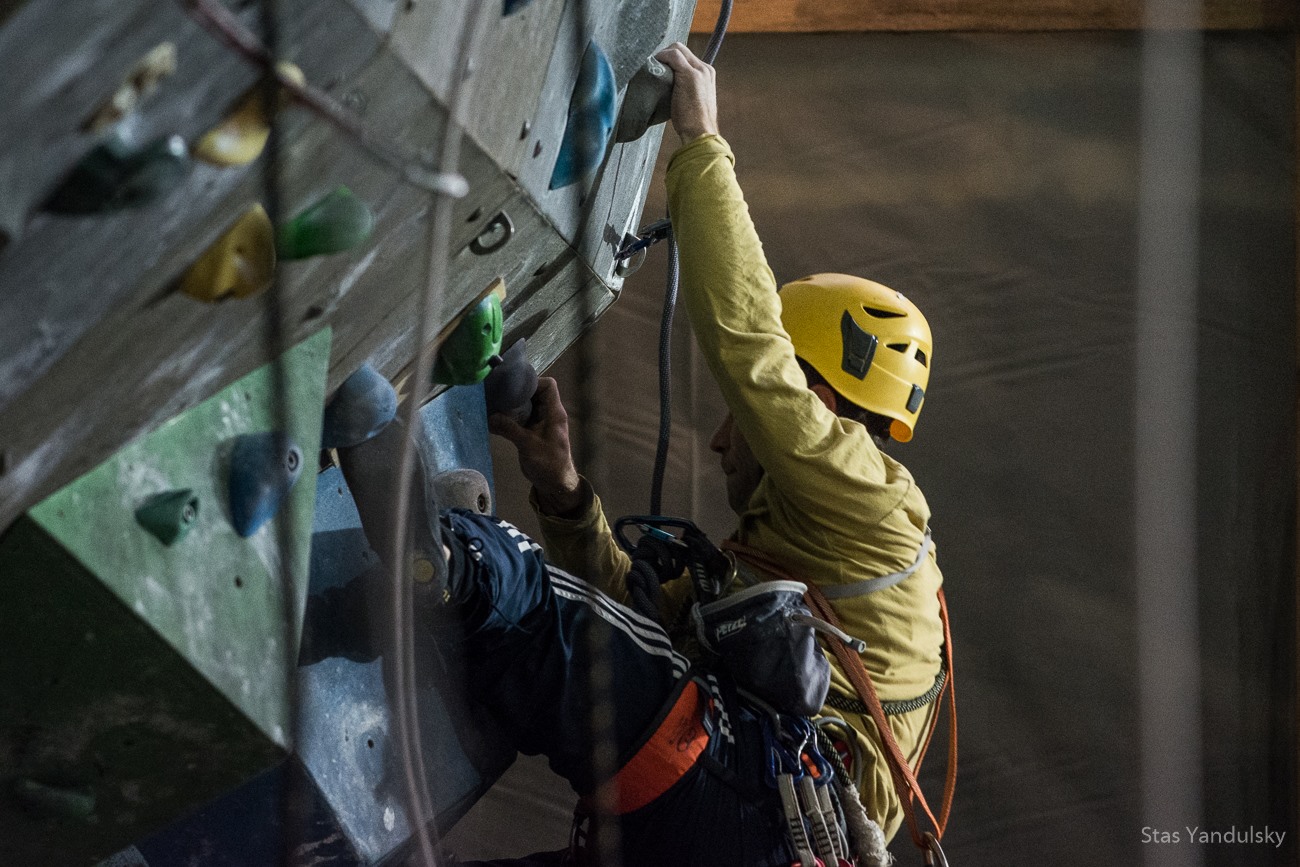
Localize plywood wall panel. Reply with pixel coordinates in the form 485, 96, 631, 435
389, 0, 567, 173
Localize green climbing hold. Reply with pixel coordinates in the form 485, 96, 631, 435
432, 292, 504, 385
276, 186, 374, 260
44, 133, 190, 214
134, 489, 200, 546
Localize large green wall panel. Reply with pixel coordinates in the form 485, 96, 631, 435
1, 328, 330, 864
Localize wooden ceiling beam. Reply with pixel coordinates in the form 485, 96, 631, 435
690, 1, 1297, 33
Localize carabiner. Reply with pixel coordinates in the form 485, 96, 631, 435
614, 217, 672, 261
922, 831, 949, 867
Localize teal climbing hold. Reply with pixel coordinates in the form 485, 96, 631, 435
550, 41, 616, 190
44, 133, 190, 214
432, 292, 504, 386
134, 489, 200, 546
276, 186, 374, 260
228, 431, 303, 537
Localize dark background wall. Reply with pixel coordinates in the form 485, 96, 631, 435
451, 31, 1296, 866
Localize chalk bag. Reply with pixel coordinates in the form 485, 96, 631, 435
693, 580, 831, 717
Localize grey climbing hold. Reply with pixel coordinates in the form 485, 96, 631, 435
432, 468, 492, 515
482, 337, 538, 425
614, 56, 674, 143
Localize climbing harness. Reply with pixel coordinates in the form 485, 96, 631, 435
586, 677, 713, 814
611, 517, 900, 865
567, 676, 714, 866
723, 538, 958, 866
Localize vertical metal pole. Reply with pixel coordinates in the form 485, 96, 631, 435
1135, 6, 1204, 867
252, 3, 304, 865
1293, 27, 1299, 858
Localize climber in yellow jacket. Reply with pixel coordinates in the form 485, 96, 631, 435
491, 42, 949, 846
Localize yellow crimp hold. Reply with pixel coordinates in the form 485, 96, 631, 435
179, 204, 276, 303
194, 62, 306, 167
84, 43, 178, 133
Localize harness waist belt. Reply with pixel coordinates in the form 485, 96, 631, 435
590, 679, 710, 814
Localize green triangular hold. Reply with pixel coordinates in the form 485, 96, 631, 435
134, 489, 199, 546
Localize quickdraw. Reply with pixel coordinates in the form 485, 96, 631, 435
762, 713, 852, 867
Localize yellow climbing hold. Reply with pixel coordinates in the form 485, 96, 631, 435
84, 43, 178, 133
194, 63, 306, 167
179, 204, 276, 303
411, 557, 436, 584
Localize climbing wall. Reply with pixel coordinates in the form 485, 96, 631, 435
0, 0, 696, 863
0, 0, 693, 529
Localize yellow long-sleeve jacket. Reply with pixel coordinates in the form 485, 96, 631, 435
532, 134, 946, 841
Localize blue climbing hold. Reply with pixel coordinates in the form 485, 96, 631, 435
550, 41, 616, 190
228, 431, 303, 537
502, 0, 535, 14
320, 363, 397, 449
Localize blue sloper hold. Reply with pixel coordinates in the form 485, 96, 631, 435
228, 431, 303, 537
320, 364, 397, 449
502, 0, 535, 14
550, 40, 617, 189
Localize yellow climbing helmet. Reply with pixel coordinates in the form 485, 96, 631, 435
778, 273, 932, 442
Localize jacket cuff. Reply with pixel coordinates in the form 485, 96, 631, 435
666, 133, 733, 175
529, 476, 598, 525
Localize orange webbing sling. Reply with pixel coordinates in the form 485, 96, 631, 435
721, 540, 957, 860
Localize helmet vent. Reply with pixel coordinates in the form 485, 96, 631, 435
862, 305, 905, 319
888, 343, 928, 368
840, 311, 877, 379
